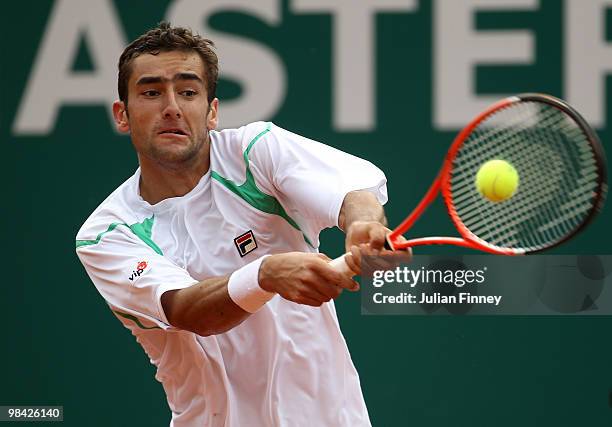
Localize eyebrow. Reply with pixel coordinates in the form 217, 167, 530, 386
136, 72, 203, 86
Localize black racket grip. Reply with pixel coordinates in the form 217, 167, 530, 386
384, 236, 409, 251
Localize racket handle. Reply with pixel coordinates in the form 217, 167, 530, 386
384, 238, 393, 250
330, 236, 395, 276
328, 254, 356, 276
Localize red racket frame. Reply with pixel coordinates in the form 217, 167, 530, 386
385, 94, 606, 255
329, 94, 606, 275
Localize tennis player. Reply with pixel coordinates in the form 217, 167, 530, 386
76, 22, 392, 427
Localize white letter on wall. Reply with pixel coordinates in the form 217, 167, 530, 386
293, 0, 417, 131
434, 0, 537, 129
167, 0, 285, 129
566, 0, 612, 128
13, 0, 126, 136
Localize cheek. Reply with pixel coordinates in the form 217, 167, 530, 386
128, 109, 155, 132
185, 107, 209, 131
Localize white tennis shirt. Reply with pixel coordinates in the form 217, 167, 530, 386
75, 122, 387, 427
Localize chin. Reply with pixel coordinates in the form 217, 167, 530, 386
150, 144, 201, 166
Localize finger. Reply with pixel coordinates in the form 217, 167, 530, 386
326, 267, 359, 291
331, 253, 361, 291
311, 258, 359, 291
359, 242, 380, 257
300, 279, 334, 302
296, 295, 325, 307
368, 225, 387, 251
340, 275, 360, 292
317, 253, 332, 262
367, 250, 412, 275
304, 260, 344, 291
344, 253, 360, 276
392, 247, 413, 258
370, 256, 398, 272
349, 245, 362, 272
351, 244, 380, 274
380, 247, 413, 263
304, 275, 342, 300
317, 282, 344, 300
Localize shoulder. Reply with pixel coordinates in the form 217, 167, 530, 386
209, 121, 285, 181
75, 172, 145, 244
209, 121, 313, 158
210, 121, 274, 155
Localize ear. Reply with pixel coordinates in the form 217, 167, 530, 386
112, 100, 130, 133
206, 98, 219, 130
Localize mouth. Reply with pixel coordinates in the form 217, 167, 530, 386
158, 128, 189, 137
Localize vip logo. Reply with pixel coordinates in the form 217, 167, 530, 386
234, 230, 258, 257
128, 260, 149, 281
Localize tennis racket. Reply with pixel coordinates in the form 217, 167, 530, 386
330, 93, 607, 275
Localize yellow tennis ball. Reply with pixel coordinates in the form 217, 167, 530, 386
475, 159, 519, 202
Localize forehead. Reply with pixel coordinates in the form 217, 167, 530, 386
129, 50, 205, 83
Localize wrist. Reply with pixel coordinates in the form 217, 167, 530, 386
227, 255, 274, 313
257, 254, 276, 293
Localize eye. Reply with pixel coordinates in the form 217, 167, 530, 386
181, 90, 197, 97
143, 90, 160, 97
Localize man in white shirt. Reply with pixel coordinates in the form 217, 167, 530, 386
76, 22, 394, 427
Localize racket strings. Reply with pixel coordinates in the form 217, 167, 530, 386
448, 101, 600, 252
468, 124, 591, 247
459, 108, 596, 249
475, 124, 577, 240
456, 119, 568, 239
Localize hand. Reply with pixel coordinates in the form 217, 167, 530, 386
343, 221, 411, 275
258, 252, 360, 307
344, 220, 388, 253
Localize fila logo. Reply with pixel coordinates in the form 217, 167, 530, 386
234, 230, 258, 257
128, 261, 149, 282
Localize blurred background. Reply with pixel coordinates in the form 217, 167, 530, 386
1, 0, 611, 425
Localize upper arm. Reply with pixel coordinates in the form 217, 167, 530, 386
160, 289, 180, 327
248, 123, 388, 234
76, 226, 198, 330
159, 274, 250, 336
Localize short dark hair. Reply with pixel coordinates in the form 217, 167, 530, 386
118, 22, 218, 106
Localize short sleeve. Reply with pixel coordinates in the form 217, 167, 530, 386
247, 123, 388, 238
76, 226, 198, 330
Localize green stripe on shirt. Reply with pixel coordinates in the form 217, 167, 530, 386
211, 123, 313, 247
76, 216, 163, 255
113, 310, 162, 330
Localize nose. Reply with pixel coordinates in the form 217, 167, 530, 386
162, 92, 181, 119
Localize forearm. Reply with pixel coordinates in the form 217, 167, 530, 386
161, 276, 250, 337
338, 190, 387, 231
162, 252, 359, 336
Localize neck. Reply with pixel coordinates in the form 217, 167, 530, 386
138, 143, 211, 205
